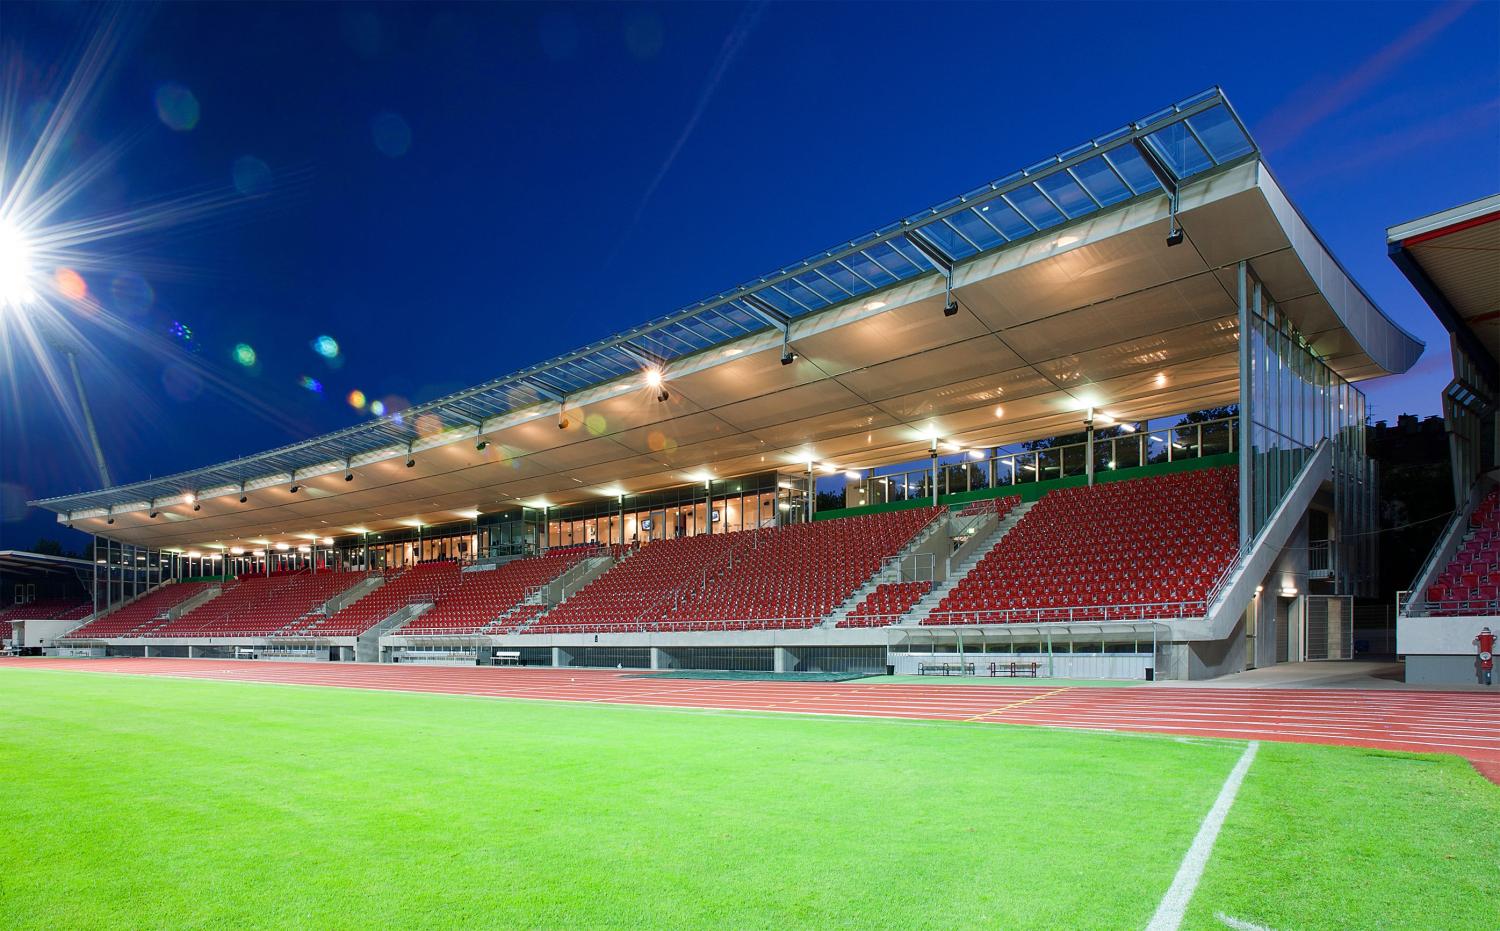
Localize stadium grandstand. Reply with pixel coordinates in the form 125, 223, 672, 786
0, 550, 94, 652
29, 88, 1426, 679
1388, 194, 1500, 684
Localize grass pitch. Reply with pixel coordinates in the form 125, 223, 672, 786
0, 667, 1493, 929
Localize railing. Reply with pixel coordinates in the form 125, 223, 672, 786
1401, 481, 1486, 617
924, 602, 1207, 625
1308, 540, 1333, 578
854, 415, 1237, 505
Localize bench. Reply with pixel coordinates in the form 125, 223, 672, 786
989, 661, 1039, 678
918, 662, 975, 676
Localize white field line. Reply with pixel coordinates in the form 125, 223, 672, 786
1215, 912, 1273, 931
1145, 740, 1260, 931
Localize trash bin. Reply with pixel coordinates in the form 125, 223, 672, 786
1144, 667, 1154, 681
885, 664, 895, 676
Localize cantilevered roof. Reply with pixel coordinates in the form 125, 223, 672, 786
32, 88, 1423, 551
1387, 193, 1500, 384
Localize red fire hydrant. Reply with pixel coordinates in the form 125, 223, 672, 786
1477, 627, 1495, 686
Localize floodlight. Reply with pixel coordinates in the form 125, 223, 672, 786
0, 219, 37, 308
344, 472, 354, 482
289, 484, 301, 493
476, 439, 489, 451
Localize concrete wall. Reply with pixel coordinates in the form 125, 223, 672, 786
1398, 614, 1499, 685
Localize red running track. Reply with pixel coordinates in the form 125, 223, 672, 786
5, 658, 1500, 773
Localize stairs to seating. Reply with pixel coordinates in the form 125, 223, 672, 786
906, 500, 1034, 625
823, 510, 952, 627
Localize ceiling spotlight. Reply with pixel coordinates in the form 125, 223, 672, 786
476, 439, 490, 451
644, 368, 663, 388
193, 503, 201, 511
289, 484, 301, 494
943, 299, 959, 318
780, 348, 797, 366
656, 388, 669, 403
149, 511, 158, 519
239, 495, 248, 503
406, 458, 416, 468
344, 472, 354, 482
558, 415, 570, 430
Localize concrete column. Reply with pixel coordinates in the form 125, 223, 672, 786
552, 646, 566, 668
806, 464, 815, 522
1085, 408, 1096, 486
650, 647, 666, 670
774, 646, 794, 673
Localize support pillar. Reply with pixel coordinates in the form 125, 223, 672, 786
1085, 407, 1096, 486
774, 646, 794, 673
552, 646, 566, 668
930, 438, 939, 507
806, 463, 815, 522
1237, 261, 1253, 546
650, 647, 667, 670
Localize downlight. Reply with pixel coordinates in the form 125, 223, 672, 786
289, 484, 301, 494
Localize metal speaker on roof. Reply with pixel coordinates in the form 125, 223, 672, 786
656, 389, 669, 403
406, 458, 416, 468
289, 484, 301, 494
476, 439, 490, 451
239, 495, 248, 503
1165, 228, 1184, 247
943, 299, 959, 318
149, 511, 158, 518
780, 349, 796, 366
558, 415, 570, 430
344, 472, 354, 482
193, 503, 201, 511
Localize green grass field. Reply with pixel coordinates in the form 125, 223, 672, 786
1, 667, 1494, 929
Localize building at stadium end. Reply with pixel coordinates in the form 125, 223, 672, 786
28, 89, 1424, 680
1388, 194, 1500, 684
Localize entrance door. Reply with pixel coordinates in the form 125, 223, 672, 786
1275, 597, 1291, 664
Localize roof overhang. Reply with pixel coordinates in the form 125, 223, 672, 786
1387, 193, 1500, 388
31, 90, 1421, 552
0, 550, 96, 577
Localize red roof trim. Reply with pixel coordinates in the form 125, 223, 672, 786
1401, 209, 1500, 247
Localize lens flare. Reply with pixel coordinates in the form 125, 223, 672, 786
298, 375, 323, 393
311, 335, 339, 358
54, 267, 87, 301
347, 389, 366, 410
370, 111, 411, 158
232, 343, 256, 367
154, 83, 200, 131
369, 399, 386, 416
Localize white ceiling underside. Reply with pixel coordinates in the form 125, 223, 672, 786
59, 161, 1418, 550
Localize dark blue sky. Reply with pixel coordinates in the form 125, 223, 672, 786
2, 1, 1497, 550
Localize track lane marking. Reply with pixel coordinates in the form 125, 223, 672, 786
964, 686, 1073, 722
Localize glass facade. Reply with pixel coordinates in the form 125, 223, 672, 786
542, 472, 791, 548
1241, 265, 1377, 597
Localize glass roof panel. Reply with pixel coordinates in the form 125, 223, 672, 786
1036, 173, 1098, 219
840, 252, 897, 288
752, 286, 807, 315
1146, 121, 1214, 177
945, 207, 1009, 250
1007, 183, 1067, 229
1070, 155, 1134, 206
1185, 105, 1253, 163
793, 270, 848, 304
914, 220, 980, 260
1103, 145, 1162, 195
867, 238, 930, 276
974, 200, 1035, 239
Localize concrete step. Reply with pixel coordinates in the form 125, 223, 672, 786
822, 510, 951, 628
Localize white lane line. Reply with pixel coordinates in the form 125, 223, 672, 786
1146, 740, 1260, 931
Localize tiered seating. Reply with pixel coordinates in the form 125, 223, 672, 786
0, 598, 91, 643
0, 598, 91, 622
926, 467, 1238, 624
664, 507, 941, 629
530, 507, 940, 633
528, 533, 749, 634
399, 547, 599, 634
838, 581, 932, 628
1426, 488, 1500, 616
150, 570, 363, 637
62, 582, 213, 638
289, 561, 462, 637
